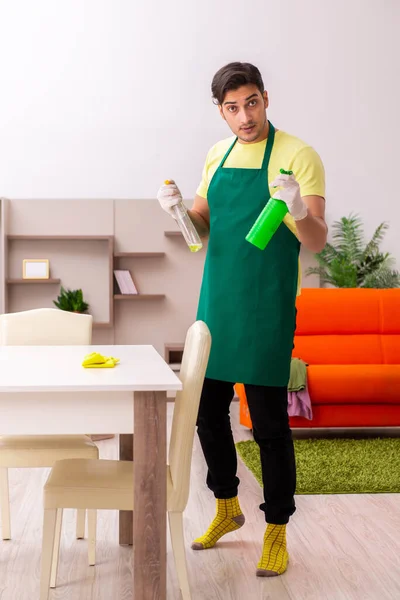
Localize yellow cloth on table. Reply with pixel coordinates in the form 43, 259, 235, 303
82, 352, 120, 368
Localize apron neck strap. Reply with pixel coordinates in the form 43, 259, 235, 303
220, 138, 237, 168
261, 121, 275, 170
219, 121, 276, 169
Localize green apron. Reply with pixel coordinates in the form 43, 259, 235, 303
197, 122, 300, 387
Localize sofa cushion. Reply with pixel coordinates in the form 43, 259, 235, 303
295, 288, 400, 336
380, 292, 400, 333
307, 364, 400, 404
293, 334, 384, 365
295, 289, 381, 335
382, 335, 400, 363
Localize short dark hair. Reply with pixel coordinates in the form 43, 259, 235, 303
211, 62, 265, 105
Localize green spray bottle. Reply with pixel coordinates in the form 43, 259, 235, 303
245, 168, 292, 250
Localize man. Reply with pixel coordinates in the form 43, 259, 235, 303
157, 62, 327, 577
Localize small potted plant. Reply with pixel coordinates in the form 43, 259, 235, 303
53, 286, 90, 313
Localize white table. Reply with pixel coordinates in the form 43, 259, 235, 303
0, 344, 183, 600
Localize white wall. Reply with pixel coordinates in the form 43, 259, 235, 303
1, 0, 399, 260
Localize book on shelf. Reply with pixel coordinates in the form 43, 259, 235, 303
114, 270, 138, 294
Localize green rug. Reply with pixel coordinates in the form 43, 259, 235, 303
236, 438, 400, 494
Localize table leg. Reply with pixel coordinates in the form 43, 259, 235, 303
133, 390, 167, 600
119, 433, 133, 545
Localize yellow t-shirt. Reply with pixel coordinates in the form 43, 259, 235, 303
196, 129, 326, 294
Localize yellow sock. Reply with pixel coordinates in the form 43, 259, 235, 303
256, 524, 289, 577
191, 497, 245, 550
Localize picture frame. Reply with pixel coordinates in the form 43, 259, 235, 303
22, 259, 50, 280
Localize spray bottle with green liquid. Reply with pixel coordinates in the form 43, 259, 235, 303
246, 168, 292, 250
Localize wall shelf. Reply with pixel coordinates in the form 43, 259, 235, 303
93, 322, 113, 329
164, 343, 184, 372
113, 252, 165, 299
4, 234, 115, 328
1, 199, 206, 354
7, 235, 113, 241
114, 294, 165, 301
7, 278, 61, 285
114, 252, 165, 258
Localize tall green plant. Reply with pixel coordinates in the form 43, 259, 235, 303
306, 214, 400, 288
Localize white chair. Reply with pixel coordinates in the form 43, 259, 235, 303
39, 320, 211, 600
0, 308, 99, 587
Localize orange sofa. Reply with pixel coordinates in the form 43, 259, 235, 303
237, 288, 400, 428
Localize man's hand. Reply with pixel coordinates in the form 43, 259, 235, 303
270, 173, 308, 221
157, 180, 182, 218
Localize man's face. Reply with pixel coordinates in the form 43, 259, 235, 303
219, 84, 269, 144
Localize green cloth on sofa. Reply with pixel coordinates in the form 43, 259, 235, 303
288, 357, 307, 392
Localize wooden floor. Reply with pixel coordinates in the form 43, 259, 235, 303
0, 402, 399, 600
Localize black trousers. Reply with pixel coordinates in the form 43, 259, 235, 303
196, 378, 296, 524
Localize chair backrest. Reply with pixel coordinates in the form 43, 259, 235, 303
168, 320, 211, 511
0, 308, 93, 346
